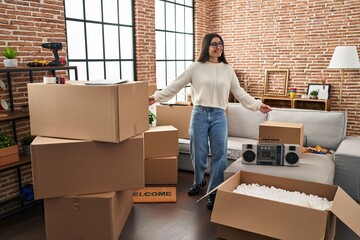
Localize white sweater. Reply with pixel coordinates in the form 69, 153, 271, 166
153, 61, 261, 111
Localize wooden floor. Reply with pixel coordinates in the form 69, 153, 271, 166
0, 171, 218, 240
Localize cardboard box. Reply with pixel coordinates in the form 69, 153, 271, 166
259, 121, 304, 147
28, 81, 148, 143
156, 105, 193, 139
44, 190, 133, 240
211, 171, 360, 240
149, 84, 157, 96
145, 156, 178, 184
31, 135, 144, 199
0, 145, 19, 167
217, 225, 276, 240
144, 125, 178, 158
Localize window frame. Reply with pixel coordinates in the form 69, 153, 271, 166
64, 0, 136, 81
155, 0, 195, 101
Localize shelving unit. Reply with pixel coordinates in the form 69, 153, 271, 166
293, 98, 331, 111
230, 94, 330, 111
262, 96, 292, 109
0, 156, 42, 220
0, 66, 78, 219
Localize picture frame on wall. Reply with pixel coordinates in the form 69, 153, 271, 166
264, 69, 289, 96
307, 84, 331, 100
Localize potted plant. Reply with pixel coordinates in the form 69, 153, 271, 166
0, 135, 16, 148
2, 47, 18, 68
0, 135, 19, 166
309, 90, 319, 99
20, 135, 35, 156
149, 110, 156, 127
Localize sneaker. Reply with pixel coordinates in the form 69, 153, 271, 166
187, 179, 207, 196
206, 194, 216, 210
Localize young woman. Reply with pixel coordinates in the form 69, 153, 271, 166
149, 33, 271, 210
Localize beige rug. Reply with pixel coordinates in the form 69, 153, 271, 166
133, 187, 176, 203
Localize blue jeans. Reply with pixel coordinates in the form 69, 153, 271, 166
189, 105, 228, 194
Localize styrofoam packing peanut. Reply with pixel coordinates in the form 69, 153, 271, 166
233, 183, 332, 211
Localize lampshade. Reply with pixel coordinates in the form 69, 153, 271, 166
328, 46, 360, 69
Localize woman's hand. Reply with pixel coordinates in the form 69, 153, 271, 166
149, 96, 156, 105
259, 103, 272, 113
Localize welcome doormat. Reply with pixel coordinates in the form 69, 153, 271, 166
133, 187, 176, 203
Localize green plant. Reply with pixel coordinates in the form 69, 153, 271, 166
0, 135, 17, 148
310, 90, 319, 96
20, 135, 35, 145
149, 110, 156, 127
2, 47, 17, 59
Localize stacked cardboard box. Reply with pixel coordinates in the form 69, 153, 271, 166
28, 81, 149, 240
143, 125, 179, 184
156, 104, 193, 139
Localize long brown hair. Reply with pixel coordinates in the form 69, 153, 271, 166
197, 33, 228, 64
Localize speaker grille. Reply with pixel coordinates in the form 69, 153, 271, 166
243, 150, 256, 162
285, 152, 299, 165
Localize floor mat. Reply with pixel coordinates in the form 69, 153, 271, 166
133, 187, 176, 203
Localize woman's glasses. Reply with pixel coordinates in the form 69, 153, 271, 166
210, 41, 224, 48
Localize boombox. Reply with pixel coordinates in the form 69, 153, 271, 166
242, 143, 300, 167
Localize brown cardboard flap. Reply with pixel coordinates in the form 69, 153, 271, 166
331, 187, 360, 237
217, 224, 277, 240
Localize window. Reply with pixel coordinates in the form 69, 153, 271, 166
155, 0, 194, 102
64, 0, 135, 81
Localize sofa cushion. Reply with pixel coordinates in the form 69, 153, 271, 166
227, 137, 258, 160
224, 153, 335, 184
334, 136, 360, 202
227, 103, 268, 140
178, 137, 258, 161
267, 108, 347, 150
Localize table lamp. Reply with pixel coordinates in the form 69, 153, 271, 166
328, 46, 360, 111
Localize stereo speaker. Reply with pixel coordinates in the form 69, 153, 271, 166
242, 144, 257, 165
283, 144, 300, 166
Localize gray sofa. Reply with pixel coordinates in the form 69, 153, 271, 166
178, 103, 359, 203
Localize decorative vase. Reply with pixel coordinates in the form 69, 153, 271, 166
310, 95, 318, 100
3, 59, 18, 68
22, 144, 31, 156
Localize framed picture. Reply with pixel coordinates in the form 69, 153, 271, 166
264, 69, 289, 96
307, 84, 331, 100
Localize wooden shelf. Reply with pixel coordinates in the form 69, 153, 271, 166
0, 111, 29, 122
262, 96, 292, 108
293, 98, 331, 111
230, 95, 330, 111
0, 155, 31, 172
0, 65, 77, 74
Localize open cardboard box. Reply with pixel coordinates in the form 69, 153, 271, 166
211, 171, 360, 240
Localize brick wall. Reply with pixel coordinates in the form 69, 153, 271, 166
194, 0, 212, 59
0, 0, 66, 210
209, 0, 360, 135
0, 0, 67, 135
134, 0, 156, 86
